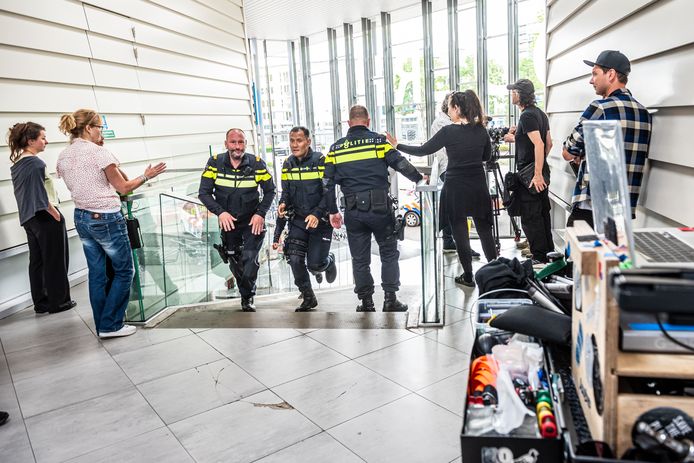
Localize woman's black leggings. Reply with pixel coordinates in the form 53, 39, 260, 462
450, 215, 497, 277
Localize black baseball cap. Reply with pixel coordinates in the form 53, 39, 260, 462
583, 50, 631, 75
506, 78, 535, 94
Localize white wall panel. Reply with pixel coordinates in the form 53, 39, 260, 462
0, 46, 94, 86
0, 12, 91, 57
142, 115, 253, 138
1, 0, 88, 29
137, 69, 249, 98
84, 5, 246, 65
0, 80, 98, 113
547, 0, 655, 58
640, 162, 694, 225
546, 0, 589, 32
547, 0, 694, 86
148, 0, 244, 38
135, 45, 246, 81
202, 0, 244, 18
0, 182, 18, 216
547, 46, 694, 113
546, 0, 694, 227
138, 92, 250, 115
83, 0, 245, 52
91, 60, 140, 89
648, 108, 694, 169
87, 32, 138, 66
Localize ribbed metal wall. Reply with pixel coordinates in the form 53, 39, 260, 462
545, 0, 694, 227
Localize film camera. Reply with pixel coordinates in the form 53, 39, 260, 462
488, 126, 510, 147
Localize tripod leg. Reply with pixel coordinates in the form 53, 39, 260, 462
493, 162, 522, 241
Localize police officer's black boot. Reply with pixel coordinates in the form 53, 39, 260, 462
383, 292, 408, 312
295, 289, 318, 312
325, 253, 337, 284
356, 295, 376, 312
241, 297, 256, 312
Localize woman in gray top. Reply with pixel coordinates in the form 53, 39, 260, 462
9, 122, 74, 314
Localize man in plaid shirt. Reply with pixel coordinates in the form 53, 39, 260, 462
562, 50, 652, 228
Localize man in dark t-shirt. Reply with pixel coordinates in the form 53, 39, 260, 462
504, 79, 554, 263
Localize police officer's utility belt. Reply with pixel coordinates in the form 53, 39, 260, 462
344, 189, 390, 214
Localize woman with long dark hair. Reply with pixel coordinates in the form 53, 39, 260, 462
9, 122, 74, 313
387, 90, 497, 286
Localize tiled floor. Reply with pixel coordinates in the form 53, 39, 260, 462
0, 240, 522, 463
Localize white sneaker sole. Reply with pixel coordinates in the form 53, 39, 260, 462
99, 325, 137, 339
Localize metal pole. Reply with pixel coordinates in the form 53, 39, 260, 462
262, 40, 277, 170
250, 38, 267, 159
422, 0, 435, 139
344, 23, 357, 107
287, 40, 300, 126
382, 11, 398, 198
448, 0, 460, 91
327, 28, 342, 140
299, 36, 315, 148
508, 0, 519, 127
476, 0, 488, 114
361, 18, 376, 123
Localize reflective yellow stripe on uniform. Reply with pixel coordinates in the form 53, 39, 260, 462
202, 168, 217, 179
255, 170, 272, 182
214, 179, 258, 188
331, 147, 386, 164
281, 171, 323, 180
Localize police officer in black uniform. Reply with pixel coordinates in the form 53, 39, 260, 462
277, 126, 337, 312
325, 105, 423, 312
199, 128, 275, 312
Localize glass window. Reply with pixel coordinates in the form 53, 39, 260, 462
431, 0, 451, 100
486, 0, 509, 127
264, 41, 293, 160
391, 6, 426, 146
518, 0, 546, 110
308, 33, 334, 153
458, 1, 477, 93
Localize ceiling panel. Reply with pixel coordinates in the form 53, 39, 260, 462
245, 0, 424, 40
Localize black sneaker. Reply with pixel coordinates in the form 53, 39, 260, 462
241, 297, 256, 312
325, 253, 337, 283
314, 273, 323, 284
356, 296, 376, 312
454, 274, 475, 288
471, 250, 481, 259
0, 411, 8, 426
295, 290, 318, 312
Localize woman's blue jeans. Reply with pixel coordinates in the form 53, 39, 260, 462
74, 209, 134, 334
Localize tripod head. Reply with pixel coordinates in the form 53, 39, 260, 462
486, 126, 509, 171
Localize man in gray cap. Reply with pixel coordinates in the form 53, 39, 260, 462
504, 78, 553, 263
562, 50, 652, 228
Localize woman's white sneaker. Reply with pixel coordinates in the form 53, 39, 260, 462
99, 325, 137, 339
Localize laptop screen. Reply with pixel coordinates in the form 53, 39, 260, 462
583, 120, 637, 264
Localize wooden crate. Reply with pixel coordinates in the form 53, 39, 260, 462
567, 222, 694, 457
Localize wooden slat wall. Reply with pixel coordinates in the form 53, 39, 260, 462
545, 0, 694, 227
0, 0, 254, 251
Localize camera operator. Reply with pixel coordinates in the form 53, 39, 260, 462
504, 79, 554, 263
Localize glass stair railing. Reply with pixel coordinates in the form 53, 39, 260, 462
123, 189, 354, 323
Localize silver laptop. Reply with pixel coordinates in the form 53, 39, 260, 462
583, 120, 694, 269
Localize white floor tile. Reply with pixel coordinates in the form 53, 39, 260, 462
197, 328, 302, 358
232, 336, 348, 387
273, 361, 409, 429
424, 319, 476, 354
100, 328, 193, 356
112, 335, 223, 384
138, 358, 265, 424
65, 427, 194, 463
169, 389, 320, 463
356, 336, 468, 391
417, 370, 469, 417
307, 328, 417, 358
25, 388, 163, 463
0, 309, 91, 354
0, 383, 34, 463
329, 394, 462, 463
255, 432, 363, 463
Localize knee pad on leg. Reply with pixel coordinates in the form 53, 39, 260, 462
284, 238, 308, 259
